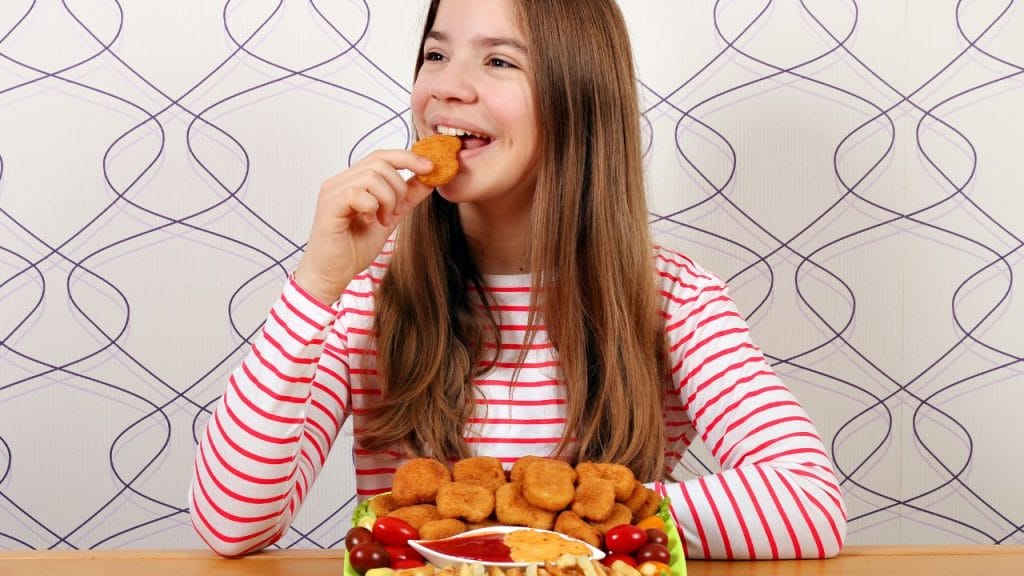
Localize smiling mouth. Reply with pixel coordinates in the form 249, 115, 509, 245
437, 125, 492, 150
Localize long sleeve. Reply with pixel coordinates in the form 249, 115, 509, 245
655, 250, 847, 560
189, 277, 352, 556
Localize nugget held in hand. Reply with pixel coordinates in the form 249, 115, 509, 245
412, 134, 461, 187
391, 457, 451, 506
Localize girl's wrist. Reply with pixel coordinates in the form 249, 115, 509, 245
291, 263, 345, 305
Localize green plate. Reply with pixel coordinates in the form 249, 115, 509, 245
659, 497, 687, 576
344, 496, 687, 575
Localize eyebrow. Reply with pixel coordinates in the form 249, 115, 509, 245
426, 31, 529, 56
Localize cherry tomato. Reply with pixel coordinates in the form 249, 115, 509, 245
601, 553, 638, 568
604, 524, 648, 555
372, 517, 419, 547
635, 542, 672, 565
645, 528, 669, 547
637, 561, 672, 576
392, 559, 426, 570
348, 542, 390, 574
345, 526, 378, 551
385, 545, 423, 564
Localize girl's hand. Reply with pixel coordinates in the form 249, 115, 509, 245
293, 150, 435, 304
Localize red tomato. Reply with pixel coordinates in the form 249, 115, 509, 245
372, 517, 419, 547
391, 559, 427, 570
348, 542, 390, 574
345, 526, 377, 551
604, 524, 649, 555
645, 528, 669, 547
635, 542, 672, 565
385, 545, 423, 564
601, 553, 638, 568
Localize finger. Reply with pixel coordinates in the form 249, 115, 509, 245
370, 161, 411, 212
359, 149, 434, 176
347, 189, 381, 223
398, 173, 436, 213
363, 174, 402, 226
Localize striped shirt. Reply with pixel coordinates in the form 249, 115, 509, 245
189, 244, 846, 559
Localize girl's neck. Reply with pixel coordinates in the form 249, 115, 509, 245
459, 200, 532, 275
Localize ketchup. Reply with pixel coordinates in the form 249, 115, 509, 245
419, 532, 512, 563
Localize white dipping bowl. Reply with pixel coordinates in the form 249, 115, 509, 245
408, 525, 606, 568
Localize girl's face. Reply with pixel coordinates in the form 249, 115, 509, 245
411, 0, 540, 212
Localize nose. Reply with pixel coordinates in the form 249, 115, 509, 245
427, 58, 477, 103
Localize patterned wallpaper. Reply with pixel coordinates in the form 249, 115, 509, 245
1, 0, 1021, 551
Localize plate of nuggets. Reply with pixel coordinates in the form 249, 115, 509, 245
350, 455, 679, 575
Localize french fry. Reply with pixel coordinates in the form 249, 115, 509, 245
555, 554, 577, 569
397, 566, 435, 576
609, 561, 641, 576
577, 557, 600, 576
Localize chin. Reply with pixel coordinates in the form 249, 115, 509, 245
436, 179, 474, 202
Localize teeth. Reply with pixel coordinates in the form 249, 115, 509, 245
437, 125, 485, 138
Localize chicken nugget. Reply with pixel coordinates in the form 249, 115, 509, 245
386, 504, 442, 530
509, 455, 549, 483
554, 511, 602, 549
571, 477, 616, 521
368, 492, 400, 517
391, 457, 451, 506
453, 456, 507, 492
411, 134, 461, 187
633, 488, 662, 523
466, 518, 503, 531
495, 482, 556, 530
587, 503, 633, 536
418, 518, 467, 540
436, 482, 495, 523
523, 459, 576, 512
622, 480, 648, 514
575, 462, 635, 501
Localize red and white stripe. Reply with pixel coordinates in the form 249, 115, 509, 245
190, 244, 846, 558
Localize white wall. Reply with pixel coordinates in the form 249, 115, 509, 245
1, 0, 1022, 550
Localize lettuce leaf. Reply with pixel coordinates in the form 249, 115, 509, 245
657, 497, 688, 576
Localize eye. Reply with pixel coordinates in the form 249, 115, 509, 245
487, 57, 516, 69
424, 50, 445, 62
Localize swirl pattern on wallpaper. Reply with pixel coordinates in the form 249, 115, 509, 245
1, 0, 1022, 550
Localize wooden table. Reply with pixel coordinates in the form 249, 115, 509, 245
1, 546, 1022, 575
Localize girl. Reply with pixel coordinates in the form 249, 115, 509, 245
189, 0, 847, 560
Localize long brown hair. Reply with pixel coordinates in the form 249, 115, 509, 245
363, 0, 668, 481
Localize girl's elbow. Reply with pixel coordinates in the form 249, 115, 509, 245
822, 534, 845, 558
189, 507, 277, 557
822, 510, 848, 558
206, 539, 255, 558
